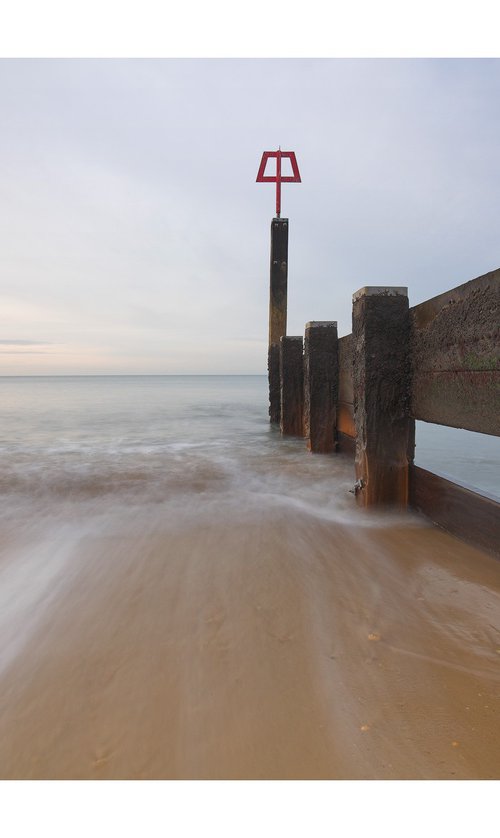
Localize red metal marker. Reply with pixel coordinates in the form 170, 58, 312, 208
256, 148, 301, 217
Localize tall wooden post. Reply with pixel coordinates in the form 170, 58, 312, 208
268, 217, 288, 424
303, 321, 338, 453
280, 336, 304, 436
352, 287, 414, 507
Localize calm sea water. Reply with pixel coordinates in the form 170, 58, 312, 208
415, 421, 500, 499
0, 375, 498, 508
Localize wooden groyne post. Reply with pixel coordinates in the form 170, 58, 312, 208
256, 150, 499, 554
270, 271, 498, 552
352, 287, 413, 507
268, 217, 289, 424
304, 321, 338, 453
256, 148, 301, 424
280, 336, 304, 436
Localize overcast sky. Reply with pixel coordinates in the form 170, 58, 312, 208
1, 58, 499, 374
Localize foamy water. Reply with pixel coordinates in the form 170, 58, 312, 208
0, 375, 357, 517
0, 374, 497, 644
1, 375, 498, 510
0, 374, 497, 636
0, 375, 358, 669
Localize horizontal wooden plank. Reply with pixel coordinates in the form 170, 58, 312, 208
409, 465, 500, 557
337, 335, 355, 452
410, 270, 499, 436
411, 369, 500, 436
411, 269, 499, 347
337, 401, 355, 438
410, 271, 499, 374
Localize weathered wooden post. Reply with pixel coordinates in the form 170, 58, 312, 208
256, 148, 301, 424
268, 217, 289, 424
303, 321, 338, 453
280, 336, 304, 436
352, 287, 414, 507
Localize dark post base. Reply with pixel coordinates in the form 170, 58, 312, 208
268, 343, 281, 424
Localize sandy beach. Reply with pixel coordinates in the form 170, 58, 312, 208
1, 498, 499, 780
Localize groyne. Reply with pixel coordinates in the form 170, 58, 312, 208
267, 227, 499, 556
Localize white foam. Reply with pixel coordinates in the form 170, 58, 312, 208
0, 525, 86, 676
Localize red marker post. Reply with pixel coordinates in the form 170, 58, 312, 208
256, 148, 301, 218
257, 149, 301, 424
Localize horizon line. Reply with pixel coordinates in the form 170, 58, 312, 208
0, 373, 268, 378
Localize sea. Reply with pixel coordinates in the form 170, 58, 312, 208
0, 375, 359, 558
0, 375, 498, 510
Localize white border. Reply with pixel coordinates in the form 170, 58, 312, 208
0, 1, 499, 57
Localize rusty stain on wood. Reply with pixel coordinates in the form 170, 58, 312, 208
337, 333, 355, 445
337, 402, 355, 438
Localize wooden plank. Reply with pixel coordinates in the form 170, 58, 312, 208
410, 270, 500, 436
337, 333, 355, 445
338, 333, 353, 404
412, 370, 500, 435
411, 269, 499, 334
337, 402, 355, 438
410, 465, 500, 558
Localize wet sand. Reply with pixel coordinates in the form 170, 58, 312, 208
1, 498, 499, 781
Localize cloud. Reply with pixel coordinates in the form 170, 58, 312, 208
0, 349, 52, 354
0, 340, 53, 346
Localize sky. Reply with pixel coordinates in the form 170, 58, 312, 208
1, 56, 500, 374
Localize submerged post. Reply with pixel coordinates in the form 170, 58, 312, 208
352, 287, 413, 507
280, 336, 304, 436
267, 217, 289, 423
303, 321, 338, 453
